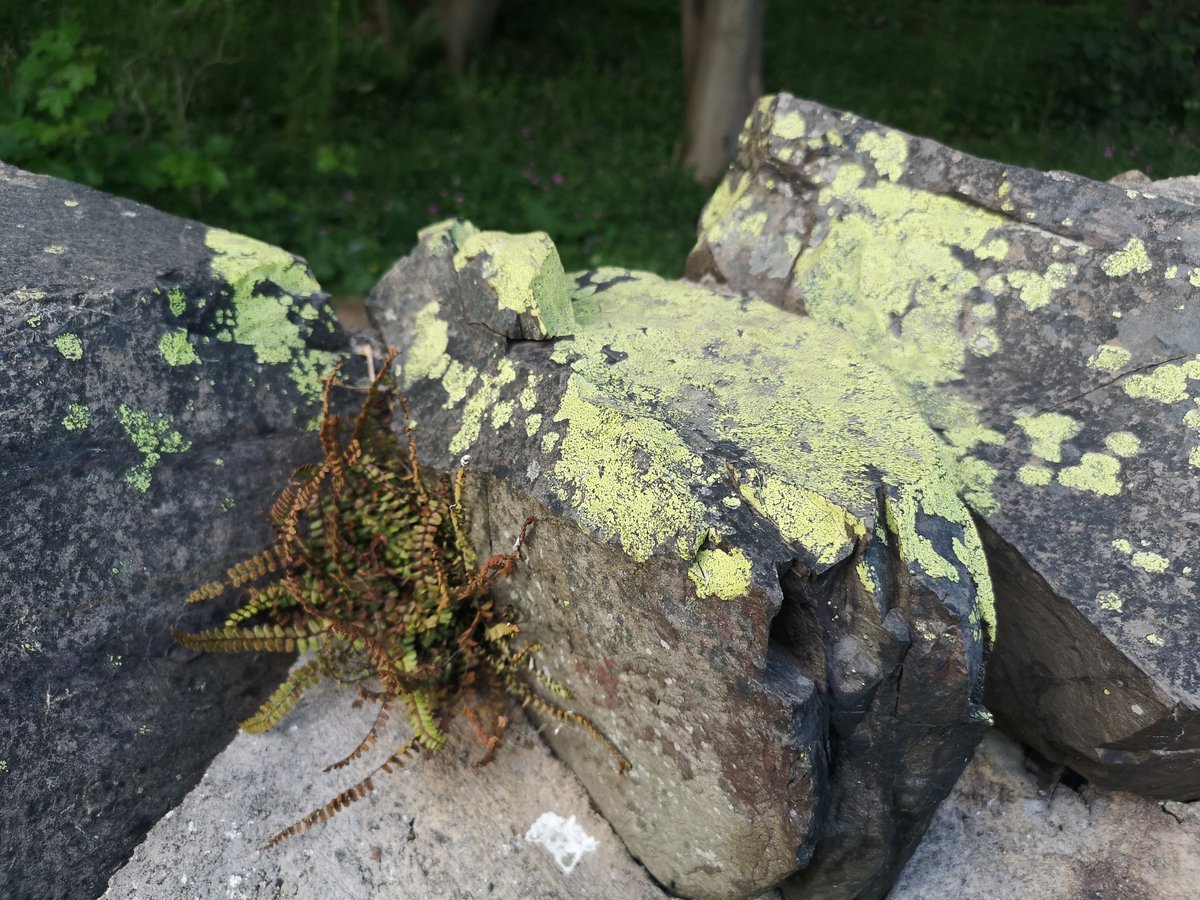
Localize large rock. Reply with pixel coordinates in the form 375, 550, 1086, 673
103, 664, 668, 900
688, 93, 1200, 799
892, 730, 1200, 899
367, 222, 994, 898
0, 164, 349, 899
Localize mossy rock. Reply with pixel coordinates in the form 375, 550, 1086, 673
690, 93, 1200, 802
0, 163, 350, 899
368, 222, 993, 899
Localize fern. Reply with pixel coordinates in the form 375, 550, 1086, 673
172, 348, 625, 849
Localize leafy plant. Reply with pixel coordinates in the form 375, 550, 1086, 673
172, 350, 626, 848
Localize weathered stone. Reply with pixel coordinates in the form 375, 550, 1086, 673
688, 93, 1200, 800
0, 164, 349, 899
892, 730, 1200, 900
367, 221, 993, 899
103, 663, 668, 900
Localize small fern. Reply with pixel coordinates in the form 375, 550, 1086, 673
172, 348, 627, 849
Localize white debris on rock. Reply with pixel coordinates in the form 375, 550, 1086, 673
525, 812, 599, 875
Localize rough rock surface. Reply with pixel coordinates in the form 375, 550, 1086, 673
0, 163, 348, 899
892, 730, 1200, 899
367, 222, 994, 899
689, 93, 1200, 799
103, 662, 666, 900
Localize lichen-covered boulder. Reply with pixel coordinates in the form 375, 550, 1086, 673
689, 93, 1200, 800
0, 163, 349, 899
367, 222, 993, 899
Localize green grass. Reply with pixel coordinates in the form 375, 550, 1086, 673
3, 1, 1198, 298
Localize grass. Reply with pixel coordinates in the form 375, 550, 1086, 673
3, 1, 1198, 298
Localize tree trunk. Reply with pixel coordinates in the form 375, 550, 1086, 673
434, 0, 501, 72
681, 0, 765, 183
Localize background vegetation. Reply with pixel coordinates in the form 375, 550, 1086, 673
3, 0, 1198, 298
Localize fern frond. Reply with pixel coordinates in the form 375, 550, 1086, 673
185, 580, 226, 605
323, 699, 391, 771
406, 690, 447, 750
169, 623, 322, 654
262, 735, 420, 851
239, 659, 323, 733
224, 583, 300, 627
226, 548, 280, 587
505, 674, 630, 773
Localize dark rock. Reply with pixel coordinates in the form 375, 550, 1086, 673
0, 163, 349, 899
367, 221, 993, 899
688, 93, 1200, 800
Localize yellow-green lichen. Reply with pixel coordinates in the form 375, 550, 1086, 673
1146, 633, 1164, 646
1189, 446, 1200, 468
857, 129, 908, 182
974, 239, 1010, 261
158, 328, 200, 366
403, 300, 451, 388
1006, 263, 1077, 311
62, 403, 89, 430
1097, 590, 1123, 611
773, 110, 807, 141
1087, 344, 1132, 372
490, 399, 515, 429
688, 546, 753, 601
526, 413, 543, 437
519, 379, 540, 410
1112, 538, 1133, 554
117, 404, 192, 493
1131, 551, 1169, 573
1101, 237, 1152, 277
788, 160, 1008, 472
448, 359, 517, 454
43, 245, 66, 254
549, 376, 710, 563
1057, 452, 1122, 496
544, 273, 994, 635
203, 228, 341, 406
453, 231, 575, 339
1016, 412, 1081, 463
1190, 268, 1200, 287
1104, 431, 1141, 457
418, 218, 480, 257
167, 288, 187, 317
1165, 265, 1179, 280
541, 431, 560, 454
1018, 464, 1053, 486
26, 314, 42, 327
54, 333, 83, 360
1122, 360, 1200, 404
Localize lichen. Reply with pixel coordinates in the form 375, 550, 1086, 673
1104, 431, 1141, 457
857, 129, 909, 182
61, 403, 89, 430
158, 328, 200, 366
453, 231, 575, 339
1018, 464, 1053, 486
167, 288, 187, 317
688, 546, 753, 601
1101, 237, 1152, 277
1087, 345, 1132, 372
1122, 361, 1200, 405
117, 404, 192, 492
1006, 263, 1077, 311
1057, 453, 1122, 496
203, 228, 342, 406
1016, 412, 1080, 463
1131, 551, 1169, 573
54, 333, 83, 360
